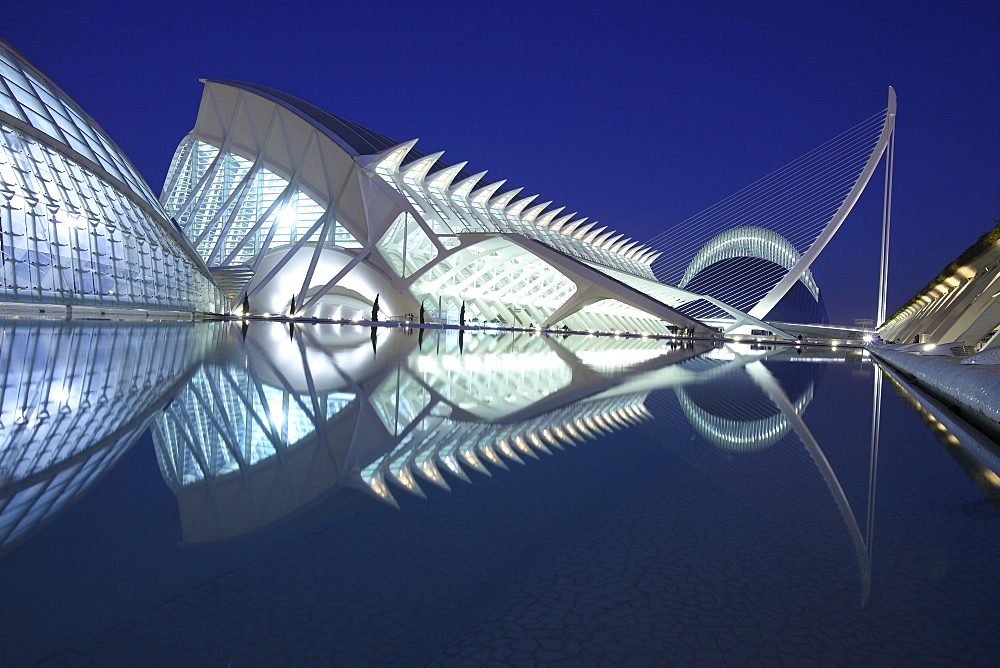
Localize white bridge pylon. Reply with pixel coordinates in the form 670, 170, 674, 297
648, 88, 897, 326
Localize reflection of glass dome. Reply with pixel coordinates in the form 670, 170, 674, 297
677, 383, 814, 452
0, 319, 222, 555
676, 360, 821, 452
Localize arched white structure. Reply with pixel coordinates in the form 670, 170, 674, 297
679, 226, 820, 300
160, 80, 797, 335
649, 88, 897, 325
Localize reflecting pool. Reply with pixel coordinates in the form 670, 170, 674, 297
0, 320, 997, 663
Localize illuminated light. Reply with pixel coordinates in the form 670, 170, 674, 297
50, 387, 70, 403
366, 474, 390, 497
277, 206, 296, 226
733, 335, 742, 342
863, 334, 874, 343
480, 445, 501, 465
439, 454, 464, 477
922, 344, 937, 351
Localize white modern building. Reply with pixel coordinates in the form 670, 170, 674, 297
878, 221, 999, 351
162, 81, 894, 336
0, 40, 226, 314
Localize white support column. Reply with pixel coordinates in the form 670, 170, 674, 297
876, 121, 895, 327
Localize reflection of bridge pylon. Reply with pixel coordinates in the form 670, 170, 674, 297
745, 361, 872, 606
640, 346, 877, 607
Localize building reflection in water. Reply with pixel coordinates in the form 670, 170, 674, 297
152, 324, 717, 541
0, 320, 223, 555
1, 319, 909, 607
154, 324, 851, 549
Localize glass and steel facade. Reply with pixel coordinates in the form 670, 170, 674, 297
0, 40, 226, 313
160, 80, 740, 335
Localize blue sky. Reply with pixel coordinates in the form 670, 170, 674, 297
2, 0, 997, 323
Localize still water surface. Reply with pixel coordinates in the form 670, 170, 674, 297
0, 320, 997, 664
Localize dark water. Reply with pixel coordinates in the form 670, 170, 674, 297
0, 320, 997, 664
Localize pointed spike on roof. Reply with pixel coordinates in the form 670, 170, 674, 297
645, 251, 663, 264
586, 229, 610, 246
400, 151, 444, 182
559, 217, 587, 235
596, 231, 620, 249
577, 419, 598, 440
571, 220, 597, 239
608, 237, 631, 253
633, 248, 655, 263
563, 422, 582, 441
588, 415, 610, 434
359, 139, 419, 173
633, 245, 653, 262
581, 225, 608, 244
506, 194, 538, 217
489, 187, 523, 210
427, 161, 468, 190
470, 179, 507, 203
624, 244, 648, 260
617, 240, 641, 257
549, 212, 576, 233
605, 235, 628, 252
536, 206, 565, 227
522, 201, 553, 223
450, 170, 488, 198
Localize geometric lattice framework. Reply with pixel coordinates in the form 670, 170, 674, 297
0, 40, 226, 312
651, 89, 896, 323
162, 79, 787, 335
